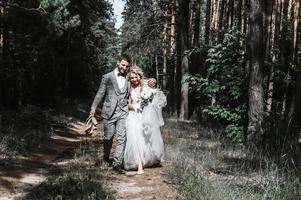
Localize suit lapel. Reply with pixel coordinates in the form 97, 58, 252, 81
110, 71, 121, 94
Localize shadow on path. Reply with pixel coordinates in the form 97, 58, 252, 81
0, 119, 101, 199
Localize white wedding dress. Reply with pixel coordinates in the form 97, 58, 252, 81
124, 86, 166, 170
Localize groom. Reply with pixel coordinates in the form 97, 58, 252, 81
90, 54, 131, 173
90, 54, 155, 173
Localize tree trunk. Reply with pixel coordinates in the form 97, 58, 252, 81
155, 54, 159, 86
236, 0, 243, 30
0, 2, 3, 53
218, 0, 225, 40
229, 0, 235, 28
247, 0, 265, 146
224, 0, 229, 29
285, 72, 301, 149
1, 1, 7, 61
242, 0, 249, 35
180, 56, 189, 120
265, 0, 275, 114
293, 1, 301, 64
193, 0, 201, 47
211, 0, 219, 41
205, 0, 212, 44
266, 66, 274, 113
243, 0, 250, 78
178, 0, 190, 120
0, 2, 3, 106
162, 16, 168, 90
280, 0, 292, 117
171, 0, 180, 116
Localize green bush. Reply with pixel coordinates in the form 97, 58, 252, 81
188, 28, 247, 144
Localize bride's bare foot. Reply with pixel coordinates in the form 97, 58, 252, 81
125, 171, 137, 176
137, 161, 144, 175
136, 170, 144, 175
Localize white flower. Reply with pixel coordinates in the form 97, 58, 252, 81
141, 88, 156, 100
139, 87, 156, 111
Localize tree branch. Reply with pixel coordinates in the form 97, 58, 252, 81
0, 2, 47, 15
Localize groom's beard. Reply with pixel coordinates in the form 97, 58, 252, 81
118, 67, 127, 74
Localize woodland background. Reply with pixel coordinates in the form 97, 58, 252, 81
0, 1, 301, 198
1, 0, 301, 150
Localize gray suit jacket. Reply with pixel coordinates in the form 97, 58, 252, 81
91, 71, 131, 120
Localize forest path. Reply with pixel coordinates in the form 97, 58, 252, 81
84, 121, 175, 200
0, 118, 175, 200
106, 164, 174, 200
0, 121, 97, 200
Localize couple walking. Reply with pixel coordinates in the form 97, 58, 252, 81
90, 54, 166, 174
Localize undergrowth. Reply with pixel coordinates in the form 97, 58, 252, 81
163, 119, 301, 200
22, 141, 114, 200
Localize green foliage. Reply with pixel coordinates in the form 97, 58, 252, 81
41, 0, 81, 36
202, 105, 246, 143
0, 0, 119, 108
188, 29, 247, 143
203, 105, 245, 123
206, 30, 245, 101
121, 0, 166, 70
224, 124, 245, 144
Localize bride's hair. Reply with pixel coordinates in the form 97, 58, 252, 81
128, 66, 144, 91
128, 66, 144, 80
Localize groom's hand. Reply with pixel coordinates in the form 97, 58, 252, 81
90, 109, 96, 116
147, 78, 157, 88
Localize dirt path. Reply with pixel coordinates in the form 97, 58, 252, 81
106, 166, 174, 200
0, 120, 174, 200
0, 121, 90, 200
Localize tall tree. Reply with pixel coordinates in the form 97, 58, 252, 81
178, 0, 190, 120
247, 0, 265, 146
285, 71, 301, 148
204, 0, 211, 44
193, 0, 201, 47
170, 0, 178, 114
0, 0, 116, 108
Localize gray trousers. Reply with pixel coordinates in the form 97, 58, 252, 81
103, 112, 127, 167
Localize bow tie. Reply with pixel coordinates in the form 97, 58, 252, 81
117, 72, 126, 77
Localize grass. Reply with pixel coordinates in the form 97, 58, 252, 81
0, 106, 77, 163
21, 140, 115, 200
163, 119, 301, 200
1, 104, 300, 199
0, 99, 88, 162
0, 101, 115, 199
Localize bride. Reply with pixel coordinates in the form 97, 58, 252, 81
124, 66, 167, 174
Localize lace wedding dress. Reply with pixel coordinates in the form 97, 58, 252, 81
124, 86, 166, 170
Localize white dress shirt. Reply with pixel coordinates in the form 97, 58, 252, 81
114, 68, 126, 91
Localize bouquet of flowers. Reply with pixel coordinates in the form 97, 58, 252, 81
84, 114, 98, 136
139, 88, 156, 111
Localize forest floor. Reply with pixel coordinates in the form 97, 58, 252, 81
0, 103, 300, 199
0, 121, 93, 199
0, 104, 174, 200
